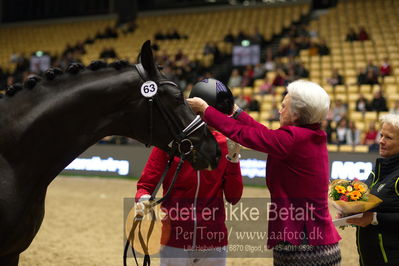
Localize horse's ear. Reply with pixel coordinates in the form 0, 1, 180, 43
140, 40, 157, 77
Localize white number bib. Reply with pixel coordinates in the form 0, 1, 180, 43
140, 81, 158, 98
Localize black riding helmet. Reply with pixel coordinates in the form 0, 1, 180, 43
189, 78, 234, 115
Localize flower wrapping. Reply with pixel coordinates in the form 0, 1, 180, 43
329, 179, 382, 215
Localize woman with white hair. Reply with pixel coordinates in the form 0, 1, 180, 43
347, 114, 399, 266
188, 80, 341, 266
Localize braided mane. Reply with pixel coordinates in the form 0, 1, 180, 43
1, 60, 130, 98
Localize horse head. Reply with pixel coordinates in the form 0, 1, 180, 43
117, 41, 220, 169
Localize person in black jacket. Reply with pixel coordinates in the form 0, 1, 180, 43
347, 114, 399, 266
370, 91, 388, 112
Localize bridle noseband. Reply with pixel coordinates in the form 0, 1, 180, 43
123, 64, 207, 266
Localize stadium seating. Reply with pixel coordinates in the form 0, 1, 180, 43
1, 0, 397, 154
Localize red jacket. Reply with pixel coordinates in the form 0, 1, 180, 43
203, 106, 341, 248
136, 131, 243, 249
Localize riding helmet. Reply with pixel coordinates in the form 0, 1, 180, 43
189, 78, 234, 115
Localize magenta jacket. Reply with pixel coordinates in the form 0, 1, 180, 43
203, 106, 341, 248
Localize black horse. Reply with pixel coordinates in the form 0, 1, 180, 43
0, 41, 220, 266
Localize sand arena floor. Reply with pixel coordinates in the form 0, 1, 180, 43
19, 176, 358, 266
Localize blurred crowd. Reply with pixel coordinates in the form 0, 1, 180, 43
0, 18, 395, 153
223, 23, 395, 153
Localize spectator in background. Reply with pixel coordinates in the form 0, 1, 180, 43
268, 101, 280, 122
366, 60, 379, 76
258, 74, 274, 95
364, 69, 379, 85
357, 68, 367, 85
151, 42, 160, 52
241, 65, 254, 87
297, 24, 310, 38
228, 69, 242, 88
296, 36, 311, 50
287, 25, 299, 38
174, 68, 187, 89
154, 30, 166, 40
203, 41, 215, 56
276, 42, 288, 57
321, 119, 334, 144
335, 118, 349, 145
332, 99, 348, 122
224, 29, 235, 44
370, 91, 388, 112
0, 67, 9, 91
161, 66, 175, 82
73, 41, 86, 55
346, 120, 361, 145
61, 43, 72, 56
272, 68, 286, 86
95, 30, 106, 39
9, 51, 20, 64
263, 48, 276, 72
13, 53, 30, 78
203, 41, 221, 64
355, 93, 370, 113
309, 42, 319, 56
327, 69, 344, 86
308, 27, 318, 38
100, 47, 118, 59
248, 98, 260, 112
158, 50, 170, 65
295, 62, 309, 78
389, 100, 399, 115
253, 63, 265, 80
235, 95, 248, 110
285, 68, 298, 85
121, 20, 137, 34
236, 30, 249, 45
83, 35, 95, 45
358, 26, 370, 41
250, 27, 265, 46
380, 57, 392, 77
166, 28, 181, 40
274, 57, 286, 72
174, 49, 184, 62
286, 56, 297, 71
104, 26, 118, 39
6, 75, 14, 87
286, 42, 299, 57
363, 121, 379, 145
318, 39, 330, 56
346, 28, 358, 42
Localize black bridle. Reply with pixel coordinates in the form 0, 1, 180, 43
135, 63, 205, 156
123, 64, 206, 266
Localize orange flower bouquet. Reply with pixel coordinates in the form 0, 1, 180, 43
329, 179, 382, 215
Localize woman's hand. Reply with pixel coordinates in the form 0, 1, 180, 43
186, 97, 209, 115
347, 212, 373, 227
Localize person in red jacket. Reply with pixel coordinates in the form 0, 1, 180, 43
188, 80, 341, 266
136, 79, 243, 266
